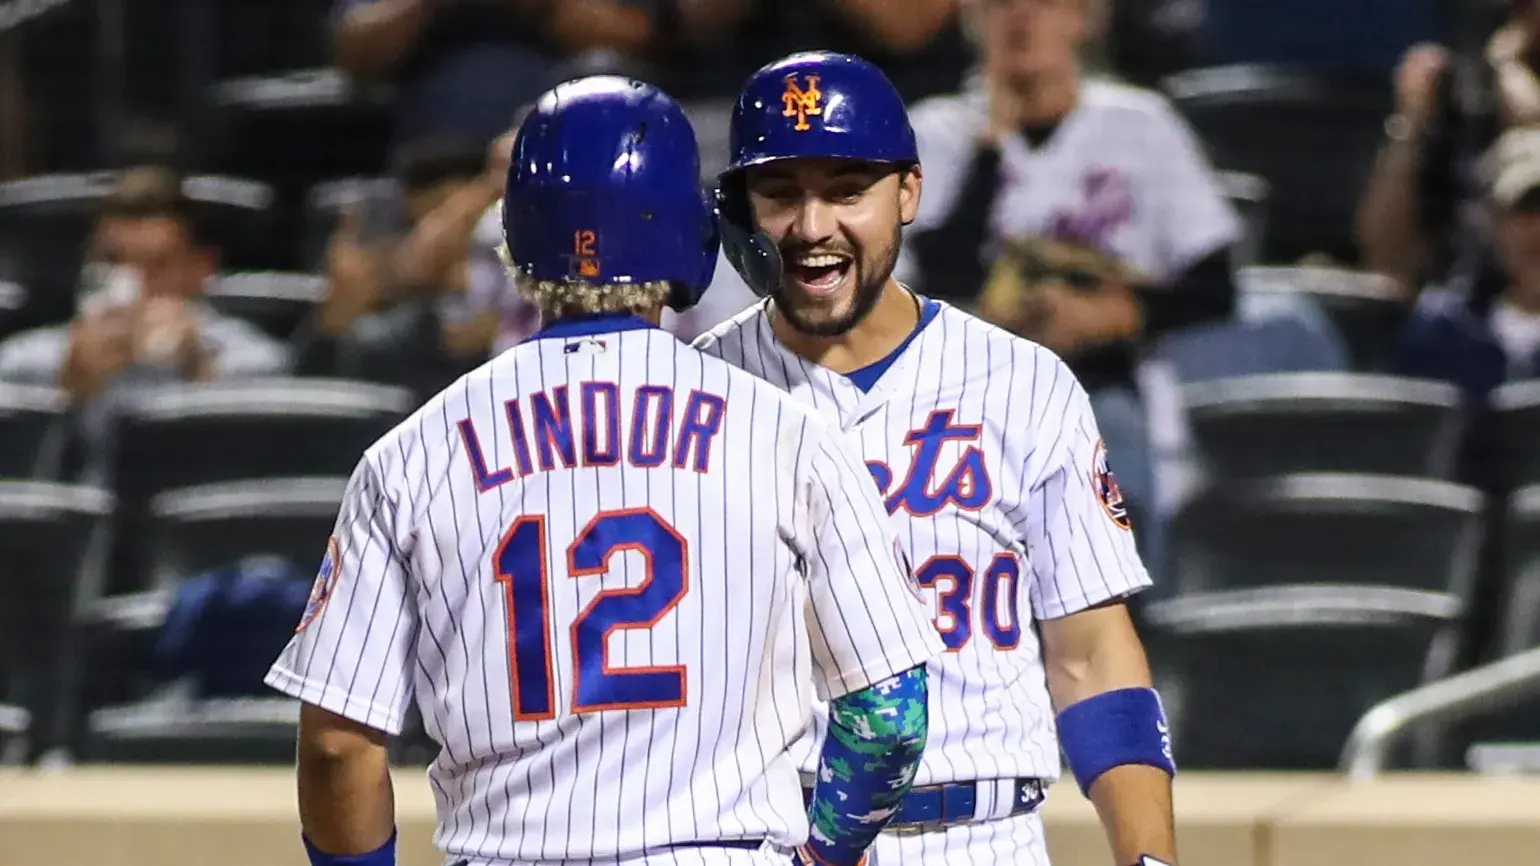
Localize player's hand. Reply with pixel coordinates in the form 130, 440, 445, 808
1393, 43, 1449, 127
62, 306, 135, 399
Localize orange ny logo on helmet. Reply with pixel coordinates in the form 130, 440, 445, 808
781, 74, 823, 131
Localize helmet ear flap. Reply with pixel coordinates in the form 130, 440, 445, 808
715, 178, 783, 298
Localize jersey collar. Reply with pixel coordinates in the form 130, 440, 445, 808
762, 294, 948, 427
523, 312, 658, 343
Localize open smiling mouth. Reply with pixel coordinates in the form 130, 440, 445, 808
788, 253, 853, 296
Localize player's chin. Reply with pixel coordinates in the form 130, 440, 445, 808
779, 280, 857, 325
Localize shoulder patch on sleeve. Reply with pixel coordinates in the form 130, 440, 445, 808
297, 535, 342, 632
1091, 439, 1132, 531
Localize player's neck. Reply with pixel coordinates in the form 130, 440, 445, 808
772, 280, 921, 375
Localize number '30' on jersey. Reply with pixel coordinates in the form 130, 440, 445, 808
694, 300, 1153, 786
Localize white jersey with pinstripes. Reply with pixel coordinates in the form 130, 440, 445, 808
694, 300, 1152, 787
264, 317, 943, 864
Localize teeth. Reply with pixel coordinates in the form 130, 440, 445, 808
797, 254, 846, 268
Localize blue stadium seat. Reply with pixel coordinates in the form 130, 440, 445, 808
1238, 266, 1409, 371
83, 477, 347, 764
1166, 473, 1485, 595
113, 378, 414, 501
1493, 382, 1540, 490
1162, 65, 1393, 266
1147, 585, 1460, 769
0, 482, 114, 763
205, 271, 327, 340
1181, 374, 1463, 480
0, 384, 70, 479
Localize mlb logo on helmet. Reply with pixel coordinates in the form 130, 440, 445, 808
782, 73, 824, 131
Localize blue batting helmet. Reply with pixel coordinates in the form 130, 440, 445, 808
716, 52, 919, 295
503, 76, 719, 311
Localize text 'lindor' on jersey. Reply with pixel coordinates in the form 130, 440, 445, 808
455, 383, 728, 490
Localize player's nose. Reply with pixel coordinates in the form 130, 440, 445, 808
788, 198, 837, 245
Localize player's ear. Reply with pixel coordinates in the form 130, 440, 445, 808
898, 164, 923, 227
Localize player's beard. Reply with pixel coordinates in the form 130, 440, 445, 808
773, 223, 901, 338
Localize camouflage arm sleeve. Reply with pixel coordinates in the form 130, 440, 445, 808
803, 665, 929, 866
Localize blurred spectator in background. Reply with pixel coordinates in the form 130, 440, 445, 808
299, 132, 536, 398
1104, 0, 1203, 86
0, 166, 291, 480
679, 0, 966, 103
1395, 127, 1540, 490
1355, 1, 1537, 298
898, 0, 1241, 565
334, 0, 745, 148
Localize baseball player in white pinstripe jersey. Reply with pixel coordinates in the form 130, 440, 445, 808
699, 52, 1178, 866
264, 77, 944, 866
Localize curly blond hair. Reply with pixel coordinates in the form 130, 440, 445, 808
497, 238, 671, 319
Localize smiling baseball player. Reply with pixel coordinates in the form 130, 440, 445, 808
264, 75, 943, 866
697, 52, 1178, 866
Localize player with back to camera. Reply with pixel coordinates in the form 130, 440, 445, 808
695, 52, 1179, 866
263, 75, 945, 866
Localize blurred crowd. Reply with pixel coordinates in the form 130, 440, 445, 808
3, 0, 1540, 772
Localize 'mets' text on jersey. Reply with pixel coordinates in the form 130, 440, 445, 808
695, 301, 1153, 785
265, 320, 941, 864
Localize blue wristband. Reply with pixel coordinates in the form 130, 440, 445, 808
303, 829, 397, 866
1056, 687, 1176, 798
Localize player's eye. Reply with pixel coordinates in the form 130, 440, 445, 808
826, 183, 869, 204
752, 183, 800, 203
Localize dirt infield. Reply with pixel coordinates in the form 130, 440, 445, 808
2, 769, 1539, 866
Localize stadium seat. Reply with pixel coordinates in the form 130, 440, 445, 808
0, 384, 70, 478
1165, 473, 1485, 596
144, 476, 346, 589
205, 271, 326, 339
1216, 170, 1269, 268
82, 478, 346, 765
0, 278, 29, 340
1161, 64, 1392, 265
205, 69, 394, 202
1238, 265, 1408, 370
0, 173, 279, 328
1456, 486, 1540, 762
0, 482, 115, 762
113, 378, 414, 503
1493, 382, 1540, 489
86, 687, 301, 764
300, 177, 400, 271
1181, 374, 1463, 479
1146, 585, 1459, 769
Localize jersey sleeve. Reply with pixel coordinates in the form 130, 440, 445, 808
796, 422, 945, 699
264, 455, 417, 735
1016, 360, 1153, 620
1146, 98, 1243, 275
